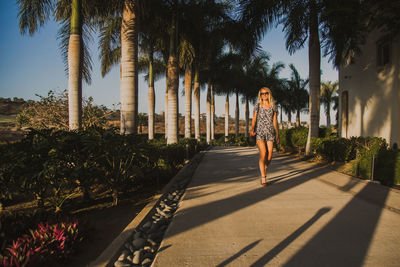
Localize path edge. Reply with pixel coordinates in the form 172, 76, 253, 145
89, 151, 206, 267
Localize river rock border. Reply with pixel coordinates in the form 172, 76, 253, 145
90, 151, 206, 267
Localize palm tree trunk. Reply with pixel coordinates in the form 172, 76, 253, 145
305, 0, 321, 155
194, 68, 200, 141
68, 0, 82, 130
280, 106, 283, 127
211, 86, 215, 141
225, 93, 229, 142
184, 66, 192, 138
235, 91, 239, 137
165, 76, 168, 139
120, 0, 138, 135
296, 109, 300, 127
288, 111, 292, 126
245, 96, 249, 137
326, 102, 331, 128
148, 51, 155, 140
167, 7, 179, 144
206, 81, 211, 144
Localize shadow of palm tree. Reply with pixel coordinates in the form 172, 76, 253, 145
250, 207, 331, 266
283, 182, 391, 266
216, 240, 262, 267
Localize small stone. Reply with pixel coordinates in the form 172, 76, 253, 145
142, 221, 152, 229
114, 260, 132, 267
147, 238, 157, 247
148, 232, 163, 241
141, 258, 152, 266
125, 243, 134, 252
143, 252, 154, 259
168, 194, 174, 200
159, 225, 168, 232
118, 250, 129, 261
132, 250, 142, 265
133, 231, 141, 240
132, 238, 146, 248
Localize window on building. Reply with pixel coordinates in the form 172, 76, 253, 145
377, 39, 391, 66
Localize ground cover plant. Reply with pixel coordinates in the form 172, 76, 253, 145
277, 127, 400, 186
0, 128, 207, 266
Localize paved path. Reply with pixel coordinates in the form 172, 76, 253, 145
152, 147, 400, 267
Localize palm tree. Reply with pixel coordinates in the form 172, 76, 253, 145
17, 0, 96, 130
193, 66, 201, 140
138, 5, 168, 140
166, 1, 179, 144
320, 81, 338, 128
212, 52, 240, 142
96, 0, 143, 135
137, 50, 166, 139
287, 64, 309, 127
178, 39, 195, 139
120, 1, 139, 135
239, 0, 338, 154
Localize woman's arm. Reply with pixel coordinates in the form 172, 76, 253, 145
273, 112, 280, 144
251, 106, 257, 136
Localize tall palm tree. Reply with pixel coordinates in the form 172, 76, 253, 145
136, 50, 166, 139
212, 52, 241, 141
287, 64, 309, 127
96, 0, 143, 135
179, 39, 195, 139
240, 0, 343, 154
320, 81, 338, 128
166, 1, 179, 144
120, 0, 139, 134
193, 66, 201, 140
138, 4, 168, 140
17, 0, 96, 130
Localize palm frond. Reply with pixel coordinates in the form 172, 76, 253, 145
57, 18, 94, 85
97, 15, 121, 77
17, 0, 54, 36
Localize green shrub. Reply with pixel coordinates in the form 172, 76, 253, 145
278, 127, 307, 151
278, 128, 290, 148
311, 137, 356, 162
213, 135, 255, 147
374, 149, 400, 186
290, 127, 308, 149
352, 137, 388, 180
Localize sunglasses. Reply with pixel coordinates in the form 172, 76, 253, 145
260, 92, 269, 95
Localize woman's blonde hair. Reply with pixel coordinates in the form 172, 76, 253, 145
257, 87, 276, 110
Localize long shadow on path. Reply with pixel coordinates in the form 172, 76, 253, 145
165, 156, 331, 239
249, 207, 332, 267
282, 181, 392, 267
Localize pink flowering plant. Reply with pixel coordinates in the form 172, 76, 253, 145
0, 219, 82, 267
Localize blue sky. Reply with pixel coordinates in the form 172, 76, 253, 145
0, 1, 338, 124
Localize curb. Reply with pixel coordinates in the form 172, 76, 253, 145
89, 151, 206, 267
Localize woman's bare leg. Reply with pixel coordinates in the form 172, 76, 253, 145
265, 141, 274, 177
257, 140, 267, 180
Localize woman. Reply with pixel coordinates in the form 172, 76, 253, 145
251, 87, 280, 186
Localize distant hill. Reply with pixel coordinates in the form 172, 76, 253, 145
0, 97, 27, 115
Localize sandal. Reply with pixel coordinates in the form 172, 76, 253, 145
260, 176, 267, 187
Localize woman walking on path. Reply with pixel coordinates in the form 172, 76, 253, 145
251, 87, 280, 186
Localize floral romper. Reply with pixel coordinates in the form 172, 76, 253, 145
254, 102, 278, 142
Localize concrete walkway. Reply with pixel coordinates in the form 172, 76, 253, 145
152, 147, 400, 267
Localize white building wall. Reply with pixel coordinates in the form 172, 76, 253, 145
339, 30, 400, 146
